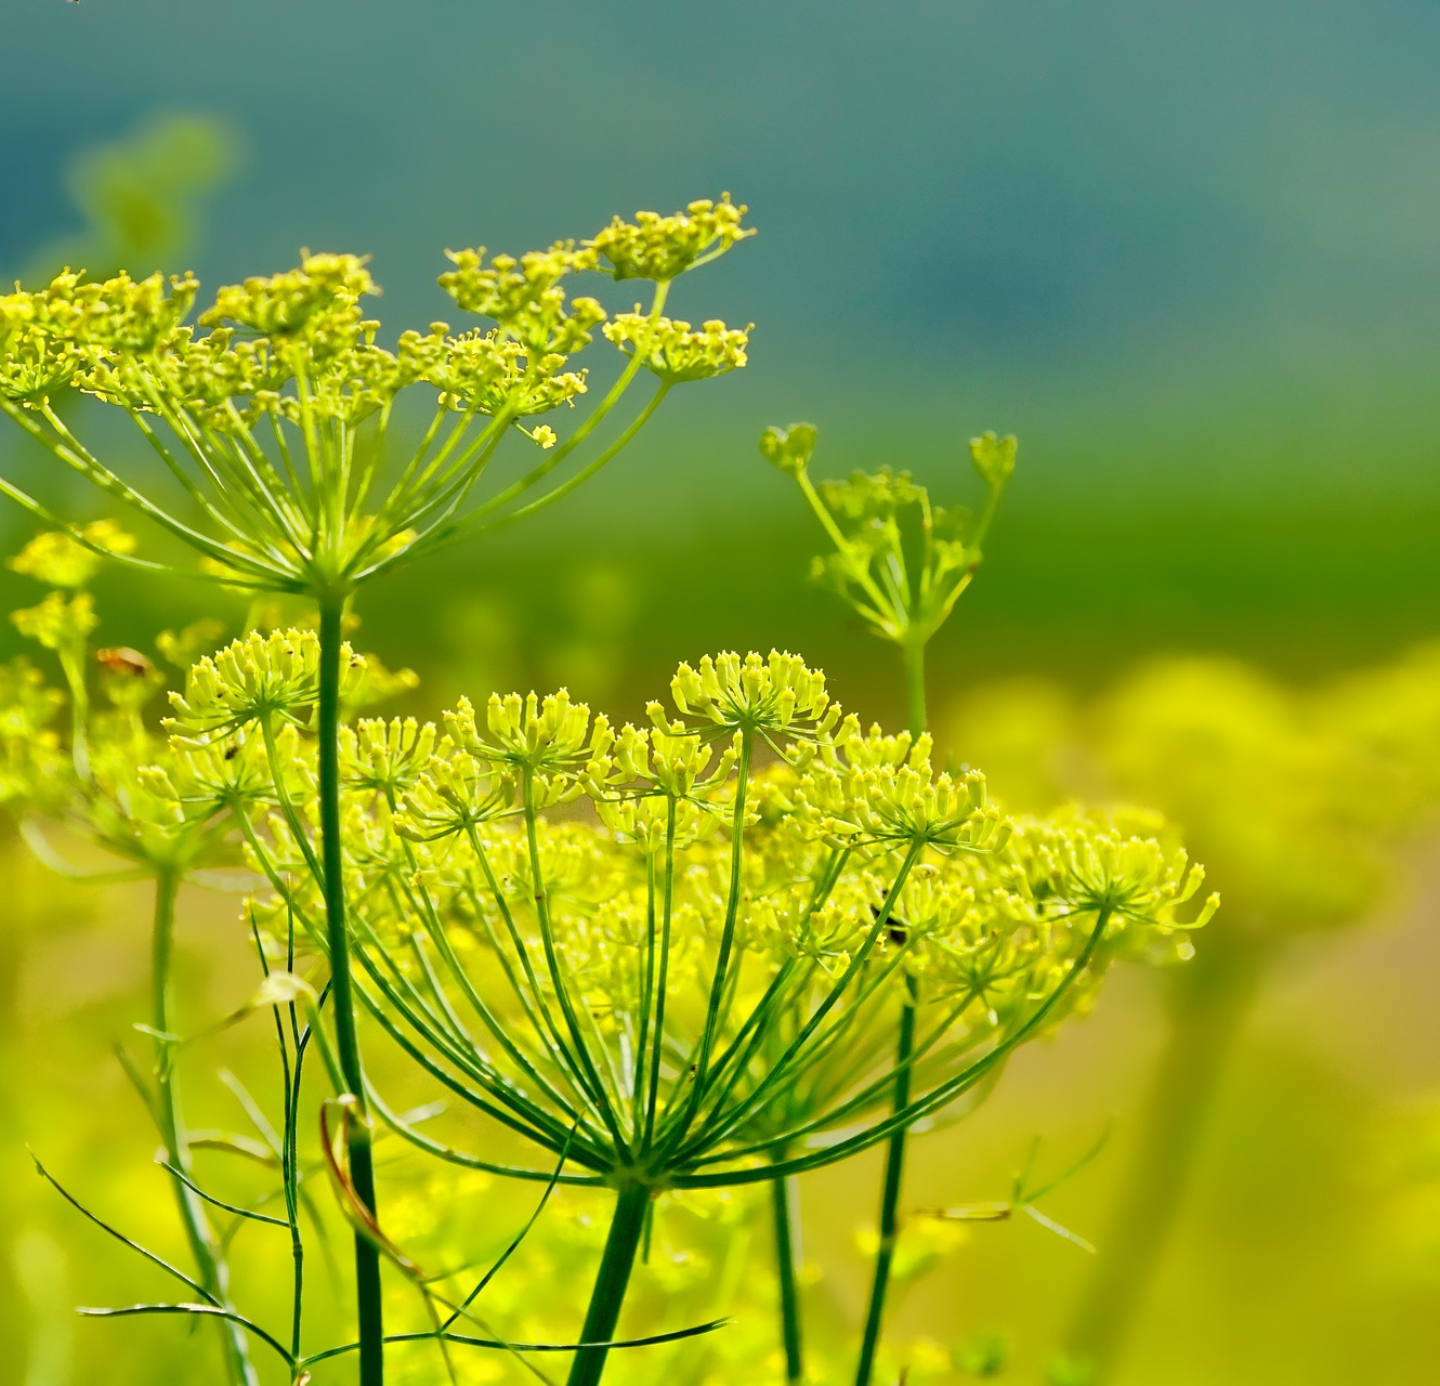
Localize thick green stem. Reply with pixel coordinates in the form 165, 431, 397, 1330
771, 1161, 805, 1384
151, 870, 256, 1386
854, 975, 919, 1386
566, 1181, 652, 1386
317, 593, 385, 1385
1064, 926, 1267, 1380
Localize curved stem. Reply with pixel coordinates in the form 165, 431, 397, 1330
3, 398, 284, 583
522, 770, 630, 1155
682, 844, 923, 1164
151, 870, 257, 1386
771, 1158, 805, 1384
566, 1181, 652, 1386
316, 592, 385, 1385
475, 281, 670, 515
967, 478, 1005, 555
487, 383, 671, 532
677, 905, 1114, 1187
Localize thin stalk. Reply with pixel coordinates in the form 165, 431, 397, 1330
854, 635, 928, 1386
151, 870, 257, 1386
522, 770, 631, 1154
0, 471, 185, 582
124, 405, 253, 545
688, 844, 924, 1160
901, 639, 926, 744
284, 1023, 306, 1361
968, 479, 1004, 554
642, 800, 678, 1149
255, 906, 308, 1364
566, 1181, 652, 1386
1064, 926, 1267, 1380
853, 974, 918, 1386
57, 641, 91, 781
689, 731, 753, 1095
470, 281, 671, 520
795, 468, 889, 619
678, 906, 1115, 1186
488, 384, 671, 531
770, 1156, 805, 1384
316, 592, 385, 1385
0, 398, 281, 583
632, 850, 659, 1141
391, 870, 583, 1121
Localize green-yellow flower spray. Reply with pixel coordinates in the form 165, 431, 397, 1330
762, 420, 1018, 1384
0, 194, 754, 1386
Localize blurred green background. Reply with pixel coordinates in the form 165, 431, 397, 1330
2, 1, 1438, 1383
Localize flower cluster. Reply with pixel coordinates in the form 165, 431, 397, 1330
209, 648, 1217, 1189
0, 607, 247, 871
438, 243, 604, 354
0, 197, 753, 596
589, 194, 753, 282
0, 657, 65, 808
1089, 654, 1436, 934
603, 313, 751, 384
0, 539, 1216, 1381
167, 629, 358, 739
761, 422, 1019, 654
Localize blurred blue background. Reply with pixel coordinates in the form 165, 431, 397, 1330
4, 0, 1438, 716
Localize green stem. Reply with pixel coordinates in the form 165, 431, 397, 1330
58, 642, 91, 782
901, 638, 926, 744
1064, 926, 1267, 1380
771, 1160, 805, 1384
317, 592, 385, 1385
853, 637, 928, 1386
151, 870, 256, 1386
795, 468, 891, 619
566, 1181, 652, 1386
854, 974, 919, 1386
486, 383, 671, 531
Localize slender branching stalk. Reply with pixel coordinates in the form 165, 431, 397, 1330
854, 970, 920, 1386
854, 636, 927, 1386
0, 195, 756, 1382
315, 593, 386, 1383
762, 423, 1020, 1380
150, 868, 258, 1386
